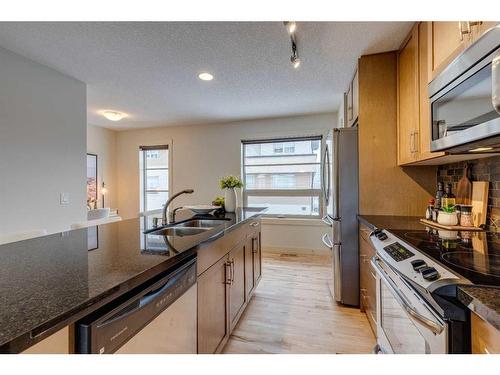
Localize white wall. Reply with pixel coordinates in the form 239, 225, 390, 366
116, 113, 335, 251
0, 46, 87, 235
87, 124, 118, 209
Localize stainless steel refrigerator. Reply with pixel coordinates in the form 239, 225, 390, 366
321, 127, 359, 306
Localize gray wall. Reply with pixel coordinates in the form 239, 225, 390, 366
0, 46, 87, 235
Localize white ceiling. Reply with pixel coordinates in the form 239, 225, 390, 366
0, 22, 413, 130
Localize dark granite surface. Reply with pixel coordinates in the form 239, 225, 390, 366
358, 215, 426, 231
458, 285, 500, 331
0, 207, 266, 353
359, 215, 500, 332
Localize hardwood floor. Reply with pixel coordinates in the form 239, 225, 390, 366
223, 252, 376, 354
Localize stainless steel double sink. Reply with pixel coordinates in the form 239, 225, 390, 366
147, 218, 229, 237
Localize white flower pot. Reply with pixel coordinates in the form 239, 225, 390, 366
224, 188, 236, 213
437, 211, 458, 226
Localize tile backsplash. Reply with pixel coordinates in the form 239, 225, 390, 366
437, 155, 500, 231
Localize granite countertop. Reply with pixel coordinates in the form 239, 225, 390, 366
457, 285, 500, 331
358, 214, 500, 332
358, 215, 426, 232
0, 207, 266, 353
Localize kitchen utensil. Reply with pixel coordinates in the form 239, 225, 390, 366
471, 181, 489, 227
456, 164, 472, 205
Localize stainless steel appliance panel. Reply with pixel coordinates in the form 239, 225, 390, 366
321, 128, 359, 306
429, 25, 500, 153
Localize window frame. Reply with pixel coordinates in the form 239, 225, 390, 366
241, 135, 323, 219
139, 144, 172, 214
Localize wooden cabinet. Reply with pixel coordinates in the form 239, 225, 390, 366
428, 21, 499, 82
229, 242, 246, 330
252, 231, 262, 284
346, 68, 359, 127
359, 224, 377, 335
21, 326, 70, 354
471, 312, 500, 354
398, 22, 446, 166
197, 219, 262, 353
397, 24, 420, 165
197, 255, 230, 354
244, 235, 255, 301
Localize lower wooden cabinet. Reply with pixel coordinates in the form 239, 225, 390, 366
197, 220, 262, 353
252, 231, 262, 285
21, 326, 70, 354
471, 312, 500, 354
359, 224, 377, 335
197, 255, 230, 354
229, 242, 246, 330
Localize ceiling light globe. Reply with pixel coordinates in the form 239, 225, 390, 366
102, 111, 126, 121
198, 72, 214, 81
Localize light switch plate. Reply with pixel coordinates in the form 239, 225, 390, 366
60, 192, 70, 205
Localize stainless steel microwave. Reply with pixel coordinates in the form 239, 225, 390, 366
429, 25, 500, 154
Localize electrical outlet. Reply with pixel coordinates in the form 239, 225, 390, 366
60, 192, 70, 205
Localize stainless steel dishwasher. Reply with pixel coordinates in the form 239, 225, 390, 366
76, 257, 197, 354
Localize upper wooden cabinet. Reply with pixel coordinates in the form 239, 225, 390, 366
346, 67, 359, 127
397, 25, 420, 165
398, 22, 447, 166
428, 21, 499, 82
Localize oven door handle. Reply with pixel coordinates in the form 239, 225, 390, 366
371, 257, 445, 335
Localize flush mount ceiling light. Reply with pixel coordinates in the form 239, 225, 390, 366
198, 72, 214, 81
283, 22, 301, 69
102, 110, 127, 122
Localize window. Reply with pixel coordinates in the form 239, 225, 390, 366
140, 145, 169, 212
242, 136, 322, 217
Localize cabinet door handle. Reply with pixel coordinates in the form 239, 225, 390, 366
409, 131, 414, 153
252, 238, 258, 253
413, 130, 419, 153
231, 259, 235, 284
458, 21, 472, 40
225, 261, 232, 285
250, 222, 260, 227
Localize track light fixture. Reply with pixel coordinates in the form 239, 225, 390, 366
283, 21, 300, 69
284, 21, 297, 34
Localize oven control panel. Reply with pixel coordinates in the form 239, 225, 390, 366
383, 242, 414, 262
370, 229, 461, 289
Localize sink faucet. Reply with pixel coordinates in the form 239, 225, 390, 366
162, 189, 194, 225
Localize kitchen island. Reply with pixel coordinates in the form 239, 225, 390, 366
0, 207, 266, 353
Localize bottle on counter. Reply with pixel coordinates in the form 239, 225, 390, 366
425, 198, 435, 220
435, 182, 444, 210
441, 183, 456, 211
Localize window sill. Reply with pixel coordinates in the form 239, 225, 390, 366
261, 217, 325, 227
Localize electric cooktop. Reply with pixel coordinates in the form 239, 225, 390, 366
389, 228, 500, 286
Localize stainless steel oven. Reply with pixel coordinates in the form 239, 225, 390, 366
371, 256, 447, 354
429, 25, 500, 153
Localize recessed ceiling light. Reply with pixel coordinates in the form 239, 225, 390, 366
102, 110, 127, 122
198, 72, 214, 81
469, 147, 493, 152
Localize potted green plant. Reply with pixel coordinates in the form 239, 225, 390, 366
437, 204, 458, 226
219, 175, 243, 213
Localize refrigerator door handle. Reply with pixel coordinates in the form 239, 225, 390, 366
322, 143, 330, 207
322, 215, 333, 227
321, 233, 334, 250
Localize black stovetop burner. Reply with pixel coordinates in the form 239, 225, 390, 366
389, 228, 500, 286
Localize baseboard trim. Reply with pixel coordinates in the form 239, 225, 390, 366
262, 246, 331, 256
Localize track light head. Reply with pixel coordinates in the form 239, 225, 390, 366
284, 21, 297, 34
